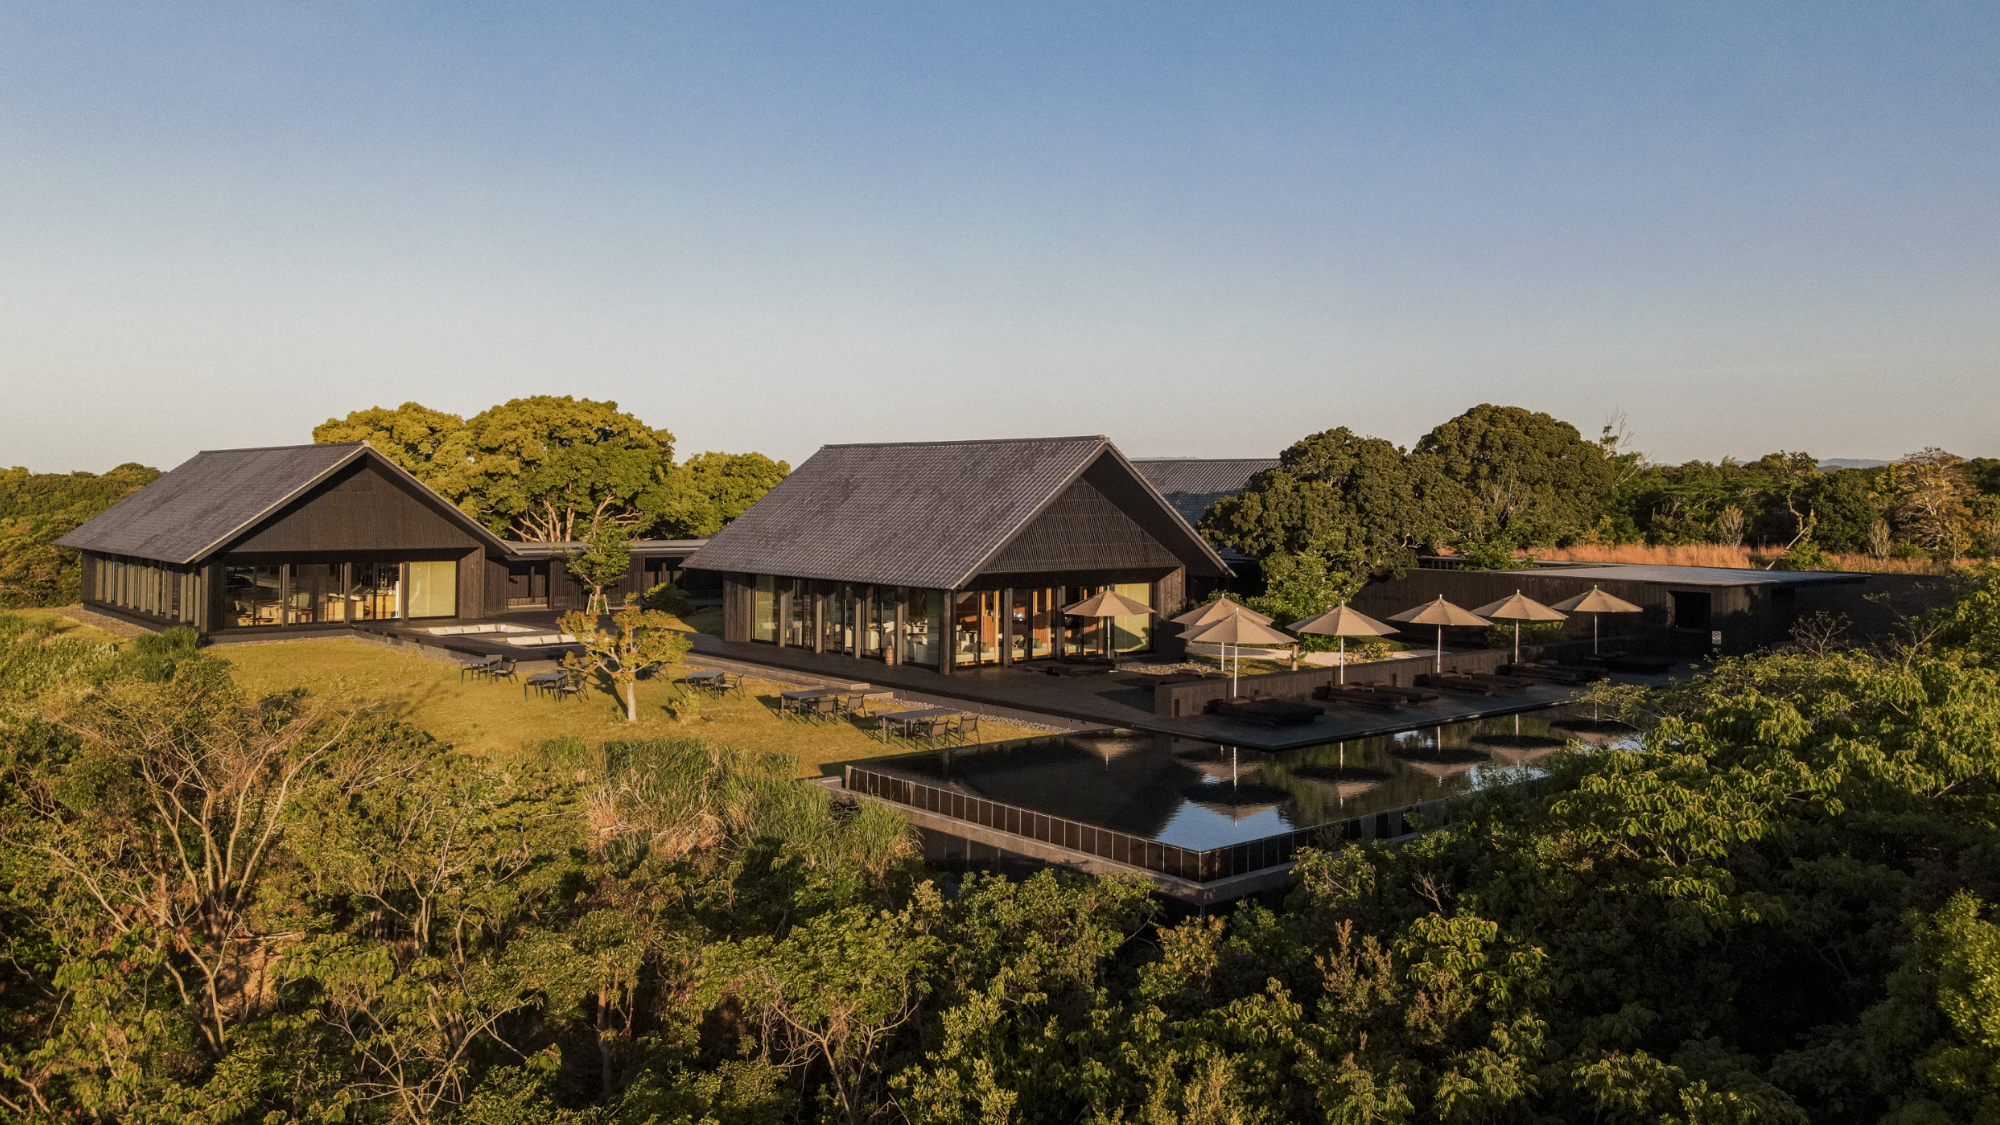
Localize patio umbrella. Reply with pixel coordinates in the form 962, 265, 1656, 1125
1549, 585, 1643, 654
1062, 588, 1155, 658
1170, 597, 1273, 627
1385, 596, 1491, 674
1289, 603, 1399, 684
1184, 611, 1299, 694
1470, 590, 1569, 664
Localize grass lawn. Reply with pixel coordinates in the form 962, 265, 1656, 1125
214, 637, 1046, 776
3, 605, 131, 645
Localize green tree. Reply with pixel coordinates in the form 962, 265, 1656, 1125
439, 397, 677, 541
1894, 448, 1973, 560
653, 451, 791, 537
312, 402, 467, 479
1413, 404, 1622, 547
559, 600, 691, 722
567, 519, 633, 613
0, 462, 161, 607
1203, 426, 1432, 585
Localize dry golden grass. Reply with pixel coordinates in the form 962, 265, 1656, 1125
213, 636, 1046, 775
3, 605, 132, 645
1528, 544, 1974, 575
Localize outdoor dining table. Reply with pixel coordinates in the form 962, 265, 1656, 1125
679, 670, 726, 695
877, 706, 961, 746
778, 687, 844, 718
524, 671, 566, 700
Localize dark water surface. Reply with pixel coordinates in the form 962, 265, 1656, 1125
870, 708, 1640, 851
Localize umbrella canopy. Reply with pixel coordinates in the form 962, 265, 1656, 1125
1062, 588, 1155, 617
1550, 585, 1643, 654
1387, 596, 1491, 627
1289, 604, 1398, 637
1469, 590, 1568, 662
1387, 596, 1490, 674
1171, 597, 1272, 627
1550, 586, 1643, 614
1289, 603, 1399, 683
1471, 590, 1568, 622
1183, 613, 1298, 647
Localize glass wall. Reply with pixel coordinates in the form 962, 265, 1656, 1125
1064, 585, 1105, 656
227, 566, 284, 627
288, 563, 345, 625
1112, 582, 1153, 654
824, 584, 855, 654
783, 580, 810, 646
407, 560, 458, 619
1008, 587, 1056, 662
902, 588, 941, 667
753, 575, 776, 642
351, 562, 400, 621
954, 590, 1003, 667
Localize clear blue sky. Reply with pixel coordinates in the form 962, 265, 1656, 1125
3, 3, 1995, 473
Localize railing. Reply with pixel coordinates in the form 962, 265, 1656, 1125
844, 764, 1442, 884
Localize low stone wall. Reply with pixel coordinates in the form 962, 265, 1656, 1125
1153, 639, 1605, 717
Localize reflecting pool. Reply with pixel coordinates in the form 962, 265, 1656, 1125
862, 708, 1640, 852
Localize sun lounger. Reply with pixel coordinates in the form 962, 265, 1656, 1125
1313, 683, 1403, 711
1355, 682, 1442, 704
1415, 673, 1495, 696
1210, 697, 1321, 728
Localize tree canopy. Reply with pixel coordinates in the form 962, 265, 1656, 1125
6, 569, 2000, 1120
313, 398, 788, 542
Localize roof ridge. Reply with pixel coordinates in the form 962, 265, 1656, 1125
819, 435, 1106, 449
193, 442, 366, 454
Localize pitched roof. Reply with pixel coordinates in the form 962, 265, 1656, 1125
682, 436, 1229, 588
1132, 458, 1280, 498
56, 443, 509, 564
1131, 458, 1279, 562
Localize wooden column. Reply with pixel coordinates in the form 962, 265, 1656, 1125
892, 593, 904, 666
812, 591, 825, 654
938, 590, 954, 675
998, 588, 1013, 667
776, 584, 789, 648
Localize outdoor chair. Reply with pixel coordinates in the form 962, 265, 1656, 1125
489, 658, 519, 684
552, 673, 585, 704
715, 672, 745, 698
806, 696, 841, 723
953, 714, 980, 745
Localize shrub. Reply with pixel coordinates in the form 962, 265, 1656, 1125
644, 582, 690, 616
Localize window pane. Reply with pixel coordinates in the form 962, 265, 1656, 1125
1113, 582, 1153, 653
227, 566, 283, 627
901, 588, 939, 666
351, 562, 400, 620
407, 560, 457, 619
753, 574, 776, 642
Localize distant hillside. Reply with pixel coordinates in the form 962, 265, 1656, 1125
1817, 458, 1893, 470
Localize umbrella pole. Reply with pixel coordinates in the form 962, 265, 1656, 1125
1338, 637, 1345, 685
1514, 621, 1521, 664
1594, 615, 1600, 655
1435, 626, 1443, 674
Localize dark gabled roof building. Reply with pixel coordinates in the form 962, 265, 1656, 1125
685, 436, 1231, 674
1131, 457, 1279, 567
57, 442, 706, 637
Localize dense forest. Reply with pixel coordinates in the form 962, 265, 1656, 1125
0, 396, 787, 608
4, 566, 2000, 1122
1202, 406, 2000, 630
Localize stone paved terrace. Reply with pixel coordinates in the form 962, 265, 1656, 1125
679, 633, 1670, 752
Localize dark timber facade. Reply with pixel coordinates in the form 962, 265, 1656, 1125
682, 437, 1231, 675
58, 442, 707, 637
